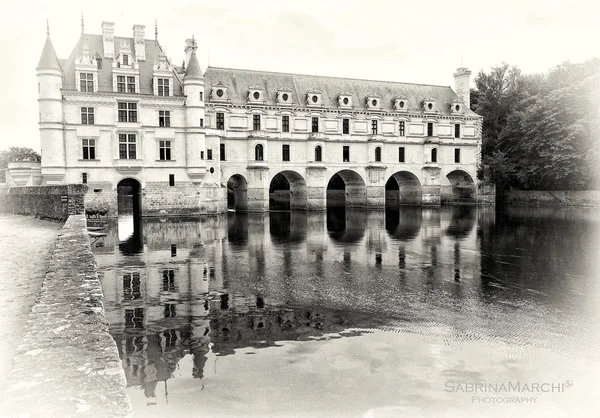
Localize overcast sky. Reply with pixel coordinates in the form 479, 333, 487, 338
0, 0, 598, 151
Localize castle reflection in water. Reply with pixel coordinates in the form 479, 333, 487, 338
92, 206, 493, 399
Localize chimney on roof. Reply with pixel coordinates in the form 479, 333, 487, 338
133, 24, 146, 61
454, 67, 472, 109
184, 37, 197, 70
102, 21, 115, 59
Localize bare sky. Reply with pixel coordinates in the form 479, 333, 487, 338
0, 0, 598, 151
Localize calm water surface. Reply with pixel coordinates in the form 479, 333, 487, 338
92, 206, 600, 418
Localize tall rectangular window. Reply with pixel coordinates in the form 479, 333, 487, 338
216, 112, 224, 130
371, 120, 378, 134
157, 78, 169, 96
282, 144, 290, 162
127, 76, 136, 93
253, 114, 261, 130
343, 145, 350, 162
159, 140, 172, 161
282, 115, 290, 132
455, 148, 461, 163
399, 121, 405, 136
220, 143, 226, 161
82, 138, 96, 160
158, 110, 171, 127
427, 122, 433, 137
82, 172, 88, 184
207, 149, 213, 160
80, 73, 93, 92
118, 102, 137, 122
119, 134, 136, 159
343, 118, 350, 134
199, 92, 203, 101
200, 118, 204, 127
312, 117, 319, 133
122, 55, 129, 66
81, 107, 94, 125
169, 174, 175, 187
200, 151, 204, 160
399, 146, 405, 163
117, 76, 126, 92
455, 124, 460, 138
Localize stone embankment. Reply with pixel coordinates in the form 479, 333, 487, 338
2, 215, 131, 417
0, 184, 87, 221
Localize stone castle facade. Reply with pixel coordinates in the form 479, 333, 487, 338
36, 21, 487, 216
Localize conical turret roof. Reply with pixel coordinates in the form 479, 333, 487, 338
184, 50, 202, 79
37, 36, 62, 71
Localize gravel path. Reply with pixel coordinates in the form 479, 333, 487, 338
0, 214, 61, 389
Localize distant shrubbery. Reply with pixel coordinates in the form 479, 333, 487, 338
472, 59, 600, 190
85, 201, 109, 218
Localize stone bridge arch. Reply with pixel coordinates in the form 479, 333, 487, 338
442, 170, 476, 204
326, 170, 367, 208
269, 170, 308, 210
385, 171, 422, 206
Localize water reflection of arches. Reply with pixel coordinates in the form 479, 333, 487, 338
443, 170, 476, 203
269, 211, 307, 244
385, 171, 422, 206
326, 207, 366, 244
117, 178, 142, 216
227, 174, 248, 212
269, 171, 307, 211
326, 170, 366, 208
385, 207, 423, 241
227, 212, 248, 246
118, 215, 143, 255
444, 206, 476, 238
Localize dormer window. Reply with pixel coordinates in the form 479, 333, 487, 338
123, 55, 129, 66
394, 97, 408, 112
366, 94, 382, 110
338, 92, 353, 109
449, 101, 464, 114
247, 86, 265, 104
157, 78, 170, 96
211, 82, 229, 102
277, 88, 293, 105
422, 98, 437, 113
306, 89, 323, 107
80, 73, 94, 92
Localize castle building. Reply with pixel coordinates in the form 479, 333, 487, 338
36, 21, 486, 216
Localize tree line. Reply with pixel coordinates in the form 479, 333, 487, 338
471, 58, 600, 190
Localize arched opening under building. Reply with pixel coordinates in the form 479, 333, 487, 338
117, 178, 142, 216
269, 171, 307, 211
385, 171, 422, 207
443, 170, 476, 204
227, 174, 248, 212
326, 170, 367, 208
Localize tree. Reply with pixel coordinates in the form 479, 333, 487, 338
0, 147, 41, 169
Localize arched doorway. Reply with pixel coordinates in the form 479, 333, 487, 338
117, 178, 142, 216
269, 171, 307, 211
326, 170, 366, 208
227, 174, 248, 212
385, 171, 422, 206
444, 170, 476, 204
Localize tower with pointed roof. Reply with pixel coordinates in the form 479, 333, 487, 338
182, 37, 207, 184
37, 21, 66, 184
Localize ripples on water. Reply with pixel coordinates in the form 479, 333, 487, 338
92, 206, 600, 417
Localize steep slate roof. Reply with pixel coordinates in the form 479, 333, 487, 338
184, 51, 202, 79
61, 34, 184, 96
204, 67, 478, 117
37, 36, 62, 70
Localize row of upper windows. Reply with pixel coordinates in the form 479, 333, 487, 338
214, 113, 463, 138
77, 73, 171, 96
250, 144, 461, 163
80, 105, 171, 127
81, 137, 461, 165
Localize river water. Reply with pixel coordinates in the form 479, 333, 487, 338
91, 206, 600, 418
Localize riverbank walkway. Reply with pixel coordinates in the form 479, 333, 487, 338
0, 214, 61, 389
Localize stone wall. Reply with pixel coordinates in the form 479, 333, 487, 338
0, 184, 87, 220
2, 215, 131, 417
501, 190, 600, 206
